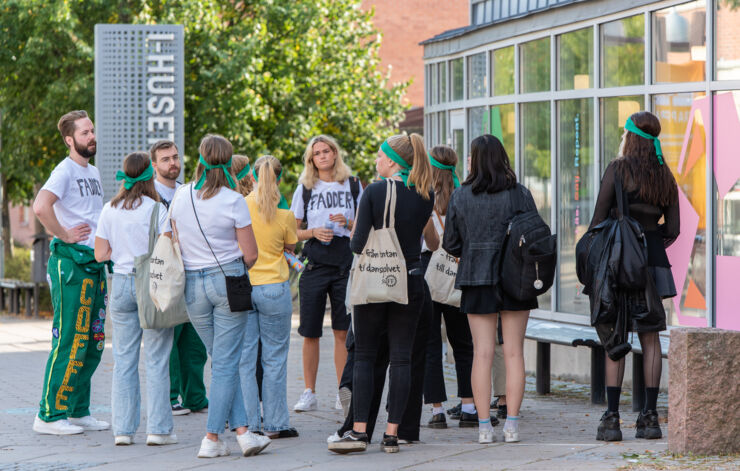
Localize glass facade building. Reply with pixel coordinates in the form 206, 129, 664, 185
423, 0, 740, 331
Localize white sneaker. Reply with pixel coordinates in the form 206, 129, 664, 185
327, 432, 341, 443
68, 415, 110, 431
147, 433, 178, 446
33, 417, 83, 435
115, 435, 133, 446
237, 431, 271, 457
197, 437, 230, 458
293, 388, 317, 412
479, 428, 495, 444
504, 429, 520, 443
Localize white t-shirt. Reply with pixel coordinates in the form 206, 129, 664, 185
170, 183, 252, 270
95, 197, 171, 274
40, 157, 104, 248
154, 179, 180, 206
422, 211, 446, 253
290, 179, 363, 238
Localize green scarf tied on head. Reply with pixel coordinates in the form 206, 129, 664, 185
251, 165, 289, 209
429, 153, 460, 188
236, 163, 251, 181
381, 140, 414, 187
194, 154, 236, 190
115, 162, 154, 190
624, 117, 664, 165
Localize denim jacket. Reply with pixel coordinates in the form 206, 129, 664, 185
442, 183, 536, 288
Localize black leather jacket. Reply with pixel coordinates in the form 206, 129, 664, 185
443, 183, 536, 288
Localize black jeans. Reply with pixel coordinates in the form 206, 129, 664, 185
339, 322, 354, 391
423, 301, 474, 403
352, 274, 424, 425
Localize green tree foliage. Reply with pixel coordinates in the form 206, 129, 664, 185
0, 0, 408, 205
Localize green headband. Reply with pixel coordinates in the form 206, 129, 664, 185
429, 154, 460, 188
116, 162, 154, 190
236, 163, 251, 181
624, 118, 664, 165
251, 165, 289, 209
194, 154, 236, 190
381, 140, 414, 187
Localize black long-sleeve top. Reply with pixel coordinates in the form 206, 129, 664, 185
350, 180, 434, 270
589, 160, 680, 267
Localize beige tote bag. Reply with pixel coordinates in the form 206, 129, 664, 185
349, 180, 408, 305
424, 211, 461, 307
149, 210, 187, 313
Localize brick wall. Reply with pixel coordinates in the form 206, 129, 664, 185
362, 0, 469, 107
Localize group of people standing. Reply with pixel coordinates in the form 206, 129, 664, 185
30, 107, 677, 457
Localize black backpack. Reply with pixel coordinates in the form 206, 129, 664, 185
500, 185, 557, 301
301, 176, 361, 228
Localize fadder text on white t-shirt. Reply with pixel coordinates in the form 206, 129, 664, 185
169, 183, 252, 270
40, 157, 104, 248
95, 196, 171, 275
289, 179, 363, 238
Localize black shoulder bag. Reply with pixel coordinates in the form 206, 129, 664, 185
190, 184, 253, 312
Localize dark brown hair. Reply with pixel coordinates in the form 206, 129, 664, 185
57, 110, 89, 147
110, 152, 160, 210
149, 140, 177, 162
464, 134, 516, 194
430, 146, 458, 215
193, 134, 235, 200
616, 111, 678, 207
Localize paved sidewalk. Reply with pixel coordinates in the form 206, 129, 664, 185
0, 314, 732, 470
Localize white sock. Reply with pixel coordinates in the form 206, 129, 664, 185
432, 406, 444, 415
478, 418, 493, 432
461, 403, 476, 415
504, 416, 520, 433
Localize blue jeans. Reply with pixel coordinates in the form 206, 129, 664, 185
185, 259, 248, 434
240, 281, 292, 432
110, 274, 174, 436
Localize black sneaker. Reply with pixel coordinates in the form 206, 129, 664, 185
446, 402, 462, 420
380, 433, 399, 453
428, 413, 447, 429
328, 430, 368, 454
460, 412, 498, 428
171, 403, 191, 416
635, 410, 662, 439
596, 411, 622, 442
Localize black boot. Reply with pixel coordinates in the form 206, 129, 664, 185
596, 411, 622, 442
380, 433, 399, 453
427, 413, 447, 429
635, 410, 662, 439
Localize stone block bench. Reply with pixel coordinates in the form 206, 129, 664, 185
0, 279, 37, 317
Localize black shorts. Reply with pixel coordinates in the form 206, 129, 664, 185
298, 262, 351, 338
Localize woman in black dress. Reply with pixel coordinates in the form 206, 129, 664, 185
588, 111, 679, 442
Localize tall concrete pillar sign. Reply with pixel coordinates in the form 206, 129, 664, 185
94, 24, 185, 200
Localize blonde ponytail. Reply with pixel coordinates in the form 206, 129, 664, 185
254, 155, 281, 223
387, 133, 433, 200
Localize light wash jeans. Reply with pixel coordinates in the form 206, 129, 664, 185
240, 281, 292, 432
185, 259, 248, 434
110, 274, 174, 436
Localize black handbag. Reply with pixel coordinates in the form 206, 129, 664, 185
190, 185, 253, 312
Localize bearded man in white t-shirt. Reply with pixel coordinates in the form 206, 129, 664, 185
150, 140, 209, 417
31, 110, 111, 435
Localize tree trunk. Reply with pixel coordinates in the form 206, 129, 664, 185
1, 173, 12, 265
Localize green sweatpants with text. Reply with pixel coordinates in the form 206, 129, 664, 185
169, 322, 209, 410
38, 240, 109, 422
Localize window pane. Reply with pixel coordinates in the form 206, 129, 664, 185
558, 27, 593, 90
473, 2, 484, 25
439, 62, 447, 103
490, 104, 516, 168
653, 92, 707, 326
522, 101, 552, 307
521, 37, 551, 93
453, 129, 465, 176
439, 112, 448, 146
600, 95, 645, 166
558, 98, 594, 315
716, 2, 740, 79
430, 63, 438, 106
493, 46, 515, 95
452, 58, 464, 101
653, 2, 706, 83
468, 52, 488, 99
468, 106, 487, 149
601, 14, 645, 87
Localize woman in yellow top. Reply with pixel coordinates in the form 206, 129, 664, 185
238, 155, 298, 438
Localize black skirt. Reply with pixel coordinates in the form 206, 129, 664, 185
460, 284, 538, 315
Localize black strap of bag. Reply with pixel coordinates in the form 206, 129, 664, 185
189, 184, 252, 312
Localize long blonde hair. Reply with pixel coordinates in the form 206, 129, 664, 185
298, 135, 353, 189
253, 155, 282, 223
193, 134, 235, 200
232, 154, 253, 196
387, 133, 433, 199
